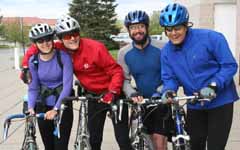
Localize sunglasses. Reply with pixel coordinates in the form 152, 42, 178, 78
165, 25, 185, 32
36, 36, 53, 44
62, 32, 79, 40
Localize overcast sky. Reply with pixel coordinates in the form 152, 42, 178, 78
0, 0, 172, 19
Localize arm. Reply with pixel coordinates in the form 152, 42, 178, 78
161, 51, 179, 94
54, 52, 73, 109
207, 32, 238, 90
27, 57, 40, 109
117, 47, 137, 98
96, 43, 123, 95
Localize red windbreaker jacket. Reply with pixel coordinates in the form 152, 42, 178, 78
22, 38, 124, 95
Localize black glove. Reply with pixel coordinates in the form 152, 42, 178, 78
199, 82, 217, 100
20, 67, 31, 84
161, 90, 176, 104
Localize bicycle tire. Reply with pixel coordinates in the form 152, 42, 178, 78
131, 132, 154, 150
75, 138, 91, 150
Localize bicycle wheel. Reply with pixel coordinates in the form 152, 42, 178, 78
131, 132, 154, 150
75, 138, 91, 150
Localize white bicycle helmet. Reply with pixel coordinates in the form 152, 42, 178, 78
29, 23, 54, 42
55, 15, 80, 36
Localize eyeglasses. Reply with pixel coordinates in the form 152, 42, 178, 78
36, 36, 53, 44
129, 24, 146, 31
62, 32, 79, 40
165, 25, 185, 32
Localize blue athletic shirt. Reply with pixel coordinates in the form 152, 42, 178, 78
161, 28, 239, 109
118, 38, 164, 98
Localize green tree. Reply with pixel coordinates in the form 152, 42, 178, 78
1, 18, 30, 46
149, 11, 164, 35
69, 0, 120, 50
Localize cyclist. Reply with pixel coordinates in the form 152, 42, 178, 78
159, 3, 239, 150
27, 23, 73, 150
22, 15, 132, 150
118, 10, 173, 150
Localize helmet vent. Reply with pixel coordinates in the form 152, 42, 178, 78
173, 3, 177, 11
66, 22, 70, 28
168, 15, 172, 23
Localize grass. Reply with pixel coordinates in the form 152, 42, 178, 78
0, 45, 14, 49
109, 49, 118, 60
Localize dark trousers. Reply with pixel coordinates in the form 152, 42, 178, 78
187, 102, 233, 150
88, 102, 132, 150
36, 102, 73, 150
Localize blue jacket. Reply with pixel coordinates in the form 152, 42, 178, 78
118, 38, 164, 98
161, 28, 239, 109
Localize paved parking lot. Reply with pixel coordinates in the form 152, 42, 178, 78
0, 48, 239, 149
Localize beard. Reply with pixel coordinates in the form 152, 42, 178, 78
130, 31, 148, 45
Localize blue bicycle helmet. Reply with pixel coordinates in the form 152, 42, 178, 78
159, 3, 189, 27
124, 10, 149, 28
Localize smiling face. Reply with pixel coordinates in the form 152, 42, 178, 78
61, 31, 80, 51
165, 24, 187, 45
128, 23, 148, 45
35, 36, 53, 54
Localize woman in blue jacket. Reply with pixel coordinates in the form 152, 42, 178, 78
159, 3, 239, 150
27, 23, 73, 150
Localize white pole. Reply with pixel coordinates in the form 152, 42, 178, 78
14, 47, 20, 70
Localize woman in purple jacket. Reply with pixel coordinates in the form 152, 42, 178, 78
27, 23, 73, 150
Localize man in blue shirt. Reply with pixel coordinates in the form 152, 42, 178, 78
159, 3, 239, 150
118, 10, 173, 150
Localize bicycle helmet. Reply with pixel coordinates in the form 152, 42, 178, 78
29, 23, 54, 42
55, 15, 80, 36
124, 10, 149, 28
159, 3, 189, 27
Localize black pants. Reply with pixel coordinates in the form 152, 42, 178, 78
187, 102, 233, 150
36, 102, 73, 150
88, 102, 132, 150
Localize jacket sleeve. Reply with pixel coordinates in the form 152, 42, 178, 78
54, 52, 73, 109
96, 43, 124, 95
117, 47, 137, 98
207, 32, 238, 90
161, 50, 179, 94
22, 44, 39, 68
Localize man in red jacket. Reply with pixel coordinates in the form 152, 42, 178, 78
21, 15, 132, 150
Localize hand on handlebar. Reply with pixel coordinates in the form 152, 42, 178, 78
28, 108, 35, 115
100, 92, 116, 104
161, 90, 176, 104
199, 86, 216, 100
45, 109, 58, 120
130, 92, 144, 104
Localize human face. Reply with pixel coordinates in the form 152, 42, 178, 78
129, 23, 148, 45
35, 36, 53, 53
165, 24, 187, 45
61, 31, 80, 51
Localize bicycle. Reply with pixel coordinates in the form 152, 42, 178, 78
3, 112, 60, 150
169, 95, 210, 150
118, 98, 162, 150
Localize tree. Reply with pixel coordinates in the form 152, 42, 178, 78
69, 0, 120, 50
1, 18, 30, 46
149, 11, 164, 35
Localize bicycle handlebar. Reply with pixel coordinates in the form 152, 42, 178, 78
3, 112, 60, 141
